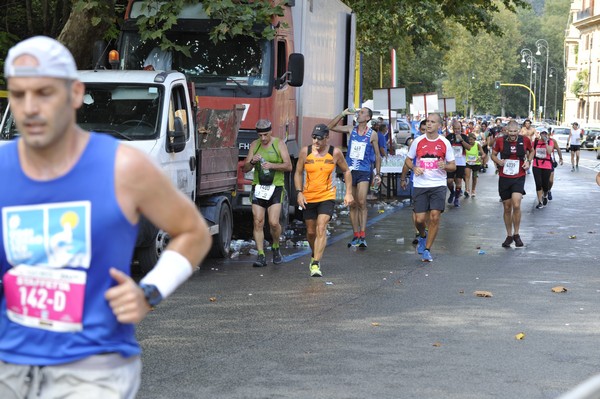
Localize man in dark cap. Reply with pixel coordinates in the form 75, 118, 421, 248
294, 124, 353, 277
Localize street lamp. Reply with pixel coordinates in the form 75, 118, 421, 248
532, 61, 542, 120
520, 49, 534, 117
536, 39, 550, 121
549, 67, 559, 123
465, 72, 475, 118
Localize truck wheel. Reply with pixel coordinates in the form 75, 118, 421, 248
136, 228, 169, 275
209, 202, 233, 258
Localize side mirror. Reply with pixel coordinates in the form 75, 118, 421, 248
287, 53, 304, 87
167, 116, 186, 153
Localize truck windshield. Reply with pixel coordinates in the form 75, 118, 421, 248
120, 31, 272, 92
0, 84, 162, 141
78, 83, 162, 140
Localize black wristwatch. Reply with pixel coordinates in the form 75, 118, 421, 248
139, 283, 163, 307
296, 189, 302, 195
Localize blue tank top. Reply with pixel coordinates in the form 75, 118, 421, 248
0, 133, 140, 365
346, 126, 376, 172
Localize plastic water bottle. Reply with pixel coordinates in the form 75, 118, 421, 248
260, 156, 270, 176
335, 176, 345, 201
370, 177, 380, 193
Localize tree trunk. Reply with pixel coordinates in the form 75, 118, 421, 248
42, 0, 50, 35
25, 0, 34, 36
57, 2, 114, 69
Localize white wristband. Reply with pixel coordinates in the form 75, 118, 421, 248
140, 250, 193, 299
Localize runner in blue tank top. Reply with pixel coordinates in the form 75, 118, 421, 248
0, 36, 211, 399
328, 107, 381, 248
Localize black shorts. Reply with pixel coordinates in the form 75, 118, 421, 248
570, 144, 581, 152
303, 200, 335, 220
412, 186, 447, 213
351, 170, 371, 186
447, 165, 466, 179
498, 176, 526, 201
466, 164, 482, 172
482, 145, 489, 155
250, 186, 285, 208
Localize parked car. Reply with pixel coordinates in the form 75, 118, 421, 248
395, 119, 412, 146
594, 138, 600, 159
549, 125, 570, 152
583, 127, 600, 149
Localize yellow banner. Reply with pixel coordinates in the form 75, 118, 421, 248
354, 51, 361, 108
0, 90, 8, 98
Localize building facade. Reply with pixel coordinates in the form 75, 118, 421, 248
565, 0, 600, 127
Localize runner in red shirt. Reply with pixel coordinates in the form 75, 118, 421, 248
491, 120, 533, 248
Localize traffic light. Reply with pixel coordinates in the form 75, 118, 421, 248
494, 81, 501, 89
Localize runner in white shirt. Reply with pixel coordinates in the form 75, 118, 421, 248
405, 113, 456, 262
568, 122, 584, 171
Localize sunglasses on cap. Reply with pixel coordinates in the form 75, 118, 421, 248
312, 134, 326, 140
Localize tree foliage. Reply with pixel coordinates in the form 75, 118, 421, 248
1, 0, 571, 119
342, 0, 530, 56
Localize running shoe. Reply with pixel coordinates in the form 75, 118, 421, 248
571, 167, 575, 172
447, 190, 455, 204
471, 191, 477, 198
417, 234, 427, 254
253, 254, 267, 267
453, 196, 460, 207
421, 249, 433, 262
501, 236, 513, 248
272, 248, 283, 264
536, 202, 544, 209
464, 191, 470, 198
576, 165, 579, 171
513, 234, 524, 247
310, 262, 322, 277
358, 237, 367, 248
542, 195, 548, 206
348, 236, 360, 248
547, 191, 553, 201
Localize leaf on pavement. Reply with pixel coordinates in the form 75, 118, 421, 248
432, 342, 442, 347
515, 332, 526, 340
474, 290, 493, 297
551, 286, 568, 293
209, 297, 217, 302
371, 322, 380, 327
569, 235, 577, 239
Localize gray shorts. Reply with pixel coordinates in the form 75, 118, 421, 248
0, 354, 141, 399
412, 186, 447, 213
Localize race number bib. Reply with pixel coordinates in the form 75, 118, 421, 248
419, 158, 438, 170
535, 148, 547, 159
503, 159, 520, 176
453, 146, 463, 158
466, 155, 477, 164
349, 141, 367, 161
254, 184, 276, 200
4, 265, 87, 332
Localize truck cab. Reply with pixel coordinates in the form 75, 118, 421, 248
0, 70, 242, 274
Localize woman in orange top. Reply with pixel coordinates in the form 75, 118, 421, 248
294, 124, 353, 277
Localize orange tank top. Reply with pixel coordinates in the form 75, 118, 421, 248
303, 145, 336, 203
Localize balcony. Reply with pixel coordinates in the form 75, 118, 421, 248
576, 8, 591, 21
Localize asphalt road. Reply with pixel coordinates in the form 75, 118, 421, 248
136, 150, 600, 399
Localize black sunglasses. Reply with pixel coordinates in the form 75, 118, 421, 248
312, 135, 326, 140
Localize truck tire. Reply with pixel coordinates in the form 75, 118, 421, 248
209, 202, 233, 258
136, 227, 169, 275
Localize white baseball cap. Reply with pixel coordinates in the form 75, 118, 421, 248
4, 36, 78, 80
